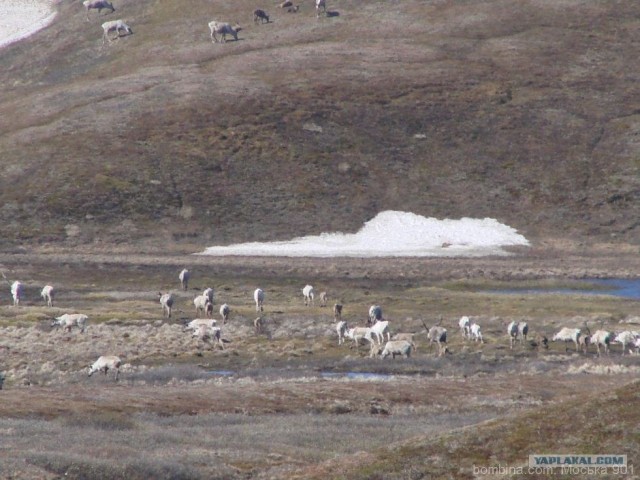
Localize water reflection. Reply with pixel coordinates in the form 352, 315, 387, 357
493, 278, 640, 299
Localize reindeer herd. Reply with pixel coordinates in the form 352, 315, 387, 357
2, 266, 640, 384
80, 0, 333, 47
335, 305, 640, 360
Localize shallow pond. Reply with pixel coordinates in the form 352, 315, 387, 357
492, 278, 640, 299
319, 372, 395, 380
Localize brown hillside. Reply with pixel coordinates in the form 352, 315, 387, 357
0, 0, 639, 251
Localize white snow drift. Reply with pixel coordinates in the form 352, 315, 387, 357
0, 0, 56, 50
198, 211, 529, 258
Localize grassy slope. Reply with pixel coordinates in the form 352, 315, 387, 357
293, 379, 640, 479
0, 0, 639, 251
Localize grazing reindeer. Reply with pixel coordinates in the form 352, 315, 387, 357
336, 320, 348, 345
253, 9, 269, 24
254, 316, 264, 334
423, 318, 448, 357
254, 288, 265, 312
101, 19, 133, 45
88, 356, 121, 381
208, 21, 242, 43
219, 303, 231, 324
319, 291, 328, 307
552, 327, 583, 353
83, 0, 115, 20
179, 269, 190, 290
333, 303, 343, 321
302, 284, 315, 306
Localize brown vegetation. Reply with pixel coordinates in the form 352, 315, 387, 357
0, 0, 639, 251
1, 0, 640, 477
0, 254, 639, 478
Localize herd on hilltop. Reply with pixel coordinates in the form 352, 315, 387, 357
81, 0, 331, 46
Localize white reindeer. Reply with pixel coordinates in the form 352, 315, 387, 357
423, 318, 447, 356
613, 331, 639, 355
254, 316, 264, 334
193, 325, 224, 349
208, 21, 242, 43
379, 340, 413, 359
41, 285, 55, 307
193, 294, 208, 316
458, 316, 471, 339
470, 322, 483, 343
101, 19, 133, 45
427, 326, 448, 356
88, 355, 121, 381
51, 313, 88, 333
158, 292, 174, 318
336, 320, 348, 345
345, 327, 373, 348
11, 280, 24, 307
507, 321, 528, 349
302, 285, 315, 306
590, 329, 614, 356
219, 303, 231, 324
178, 269, 190, 290
611, 330, 640, 355
368, 305, 383, 325
369, 320, 391, 345
184, 318, 217, 332
318, 291, 328, 307
10, 281, 23, 306
391, 333, 417, 351
254, 288, 265, 312
203, 287, 214, 304
552, 327, 582, 353
83, 0, 115, 20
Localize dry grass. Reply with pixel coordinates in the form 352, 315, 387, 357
1, 0, 640, 250
2, 0, 640, 476
0, 254, 638, 478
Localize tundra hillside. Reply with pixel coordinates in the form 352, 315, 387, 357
1, 0, 639, 252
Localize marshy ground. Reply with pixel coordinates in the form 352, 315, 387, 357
0, 250, 639, 479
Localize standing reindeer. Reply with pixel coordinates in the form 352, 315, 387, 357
423, 318, 448, 357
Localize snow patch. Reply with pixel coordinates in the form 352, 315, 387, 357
0, 0, 56, 50
198, 211, 529, 257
